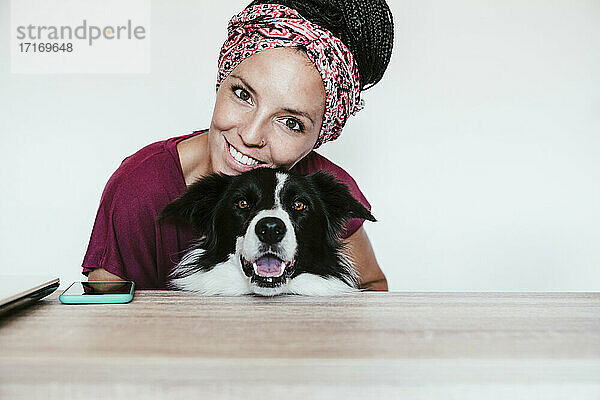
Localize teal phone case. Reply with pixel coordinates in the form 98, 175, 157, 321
59, 281, 135, 304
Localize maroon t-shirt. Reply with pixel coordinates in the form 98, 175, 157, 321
81, 130, 371, 289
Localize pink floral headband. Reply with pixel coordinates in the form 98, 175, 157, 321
217, 3, 364, 149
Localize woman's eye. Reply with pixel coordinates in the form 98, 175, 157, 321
293, 200, 305, 211
237, 199, 249, 209
233, 87, 252, 103
284, 118, 305, 132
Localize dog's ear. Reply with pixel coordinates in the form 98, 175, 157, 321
158, 173, 232, 233
308, 171, 376, 226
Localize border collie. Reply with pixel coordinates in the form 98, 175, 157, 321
158, 167, 376, 296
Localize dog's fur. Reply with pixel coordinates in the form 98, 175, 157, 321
158, 167, 375, 296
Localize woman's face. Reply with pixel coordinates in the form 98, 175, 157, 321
208, 47, 326, 175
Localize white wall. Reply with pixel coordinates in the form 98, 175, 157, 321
1, 0, 598, 291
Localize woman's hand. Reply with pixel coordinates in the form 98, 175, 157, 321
343, 226, 388, 291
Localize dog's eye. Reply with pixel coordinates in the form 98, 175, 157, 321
293, 200, 305, 211
237, 199, 249, 209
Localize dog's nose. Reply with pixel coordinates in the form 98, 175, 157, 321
255, 217, 287, 244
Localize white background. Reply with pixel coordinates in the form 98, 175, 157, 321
0, 0, 599, 291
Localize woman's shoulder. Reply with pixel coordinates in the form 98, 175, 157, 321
293, 151, 358, 187
292, 151, 371, 210
99, 131, 205, 212
116, 131, 203, 183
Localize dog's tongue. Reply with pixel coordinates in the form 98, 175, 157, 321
255, 256, 283, 277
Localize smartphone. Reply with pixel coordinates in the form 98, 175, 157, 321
59, 281, 135, 304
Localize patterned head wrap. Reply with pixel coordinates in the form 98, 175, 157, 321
217, 3, 364, 149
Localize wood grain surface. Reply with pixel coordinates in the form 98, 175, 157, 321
1, 291, 599, 399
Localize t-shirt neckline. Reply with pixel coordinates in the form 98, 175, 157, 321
165, 129, 208, 191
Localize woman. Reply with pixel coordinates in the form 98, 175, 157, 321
83, 0, 394, 291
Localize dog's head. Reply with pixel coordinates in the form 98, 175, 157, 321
158, 167, 375, 296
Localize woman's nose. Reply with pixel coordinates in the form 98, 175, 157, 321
239, 114, 267, 148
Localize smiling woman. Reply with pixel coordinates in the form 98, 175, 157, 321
84, 0, 394, 292
208, 47, 326, 175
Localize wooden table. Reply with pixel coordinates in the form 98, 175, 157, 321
1, 291, 599, 399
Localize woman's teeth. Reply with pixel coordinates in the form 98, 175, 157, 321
229, 144, 261, 166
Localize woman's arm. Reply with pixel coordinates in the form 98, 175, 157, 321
343, 226, 388, 291
88, 267, 123, 282
87, 267, 128, 293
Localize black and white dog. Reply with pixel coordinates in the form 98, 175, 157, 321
158, 167, 375, 296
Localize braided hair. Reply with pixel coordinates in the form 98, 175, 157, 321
246, 0, 394, 90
